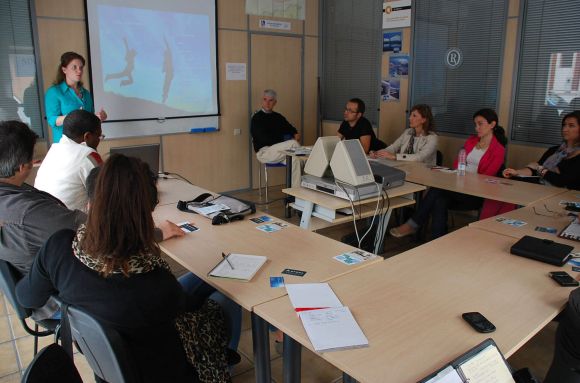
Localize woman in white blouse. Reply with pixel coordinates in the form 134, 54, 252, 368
370, 104, 438, 166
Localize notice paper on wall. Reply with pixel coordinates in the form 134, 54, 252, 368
226, 63, 246, 81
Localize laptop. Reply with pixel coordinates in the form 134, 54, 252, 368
109, 144, 161, 175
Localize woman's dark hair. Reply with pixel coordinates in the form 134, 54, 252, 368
81, 154, 159, 276
473, 108, 507, 147
53, 51, 85, 86
410, 104, 435, 134
562, 111, 580, 145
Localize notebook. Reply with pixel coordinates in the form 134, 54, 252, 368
419, 338, 515, 383
510, 235, 574, 266
299, 306, 369, 352
560, 219, 580, 242
207, 254, 267, 281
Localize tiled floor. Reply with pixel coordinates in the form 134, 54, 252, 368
0, 186, 557, 382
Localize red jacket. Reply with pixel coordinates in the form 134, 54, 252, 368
453, 135, 515, 219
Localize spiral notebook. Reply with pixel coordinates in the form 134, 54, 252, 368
560, 219, 580, 242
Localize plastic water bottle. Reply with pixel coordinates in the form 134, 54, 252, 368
458, 148, 467, 176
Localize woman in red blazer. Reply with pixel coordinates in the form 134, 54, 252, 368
390, 108, 510, 240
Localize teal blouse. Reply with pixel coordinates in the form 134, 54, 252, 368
45, 81, 94, 143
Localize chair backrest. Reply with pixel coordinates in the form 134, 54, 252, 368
22, 343, 82, 383
66, 305, 137, 383
0, 259, 31, 320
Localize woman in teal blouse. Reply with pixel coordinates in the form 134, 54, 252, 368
45, 52, 107, 143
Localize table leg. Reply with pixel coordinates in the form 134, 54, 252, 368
343, 372, 358, 383
299, 201, 313, 229
285, 154, 293, 218
283, 333, 301, 383
251, 312, 271, 383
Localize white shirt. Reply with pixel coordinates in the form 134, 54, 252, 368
35, 135, 102, 212
466, 147, 486, 174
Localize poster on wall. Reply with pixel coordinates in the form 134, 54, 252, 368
383, 0, 412, 29
383, 31, 402, 52
381, 78, 400, 102
246, 0, 305, 20
389, 54, 409, 78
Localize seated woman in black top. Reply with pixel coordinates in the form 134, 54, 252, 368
503, 110, 580, 190
16, 154, 230, 383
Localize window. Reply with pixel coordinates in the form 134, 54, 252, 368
0, 0, 44, 138
512, 0, 580, 145
411, 0, 507, 135
321, 0, 382, 126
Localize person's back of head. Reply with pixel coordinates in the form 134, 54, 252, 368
349, 98, 366, 114
63, 110, 100, 143
0, 120, 37, 179
82, 154, 159, 276
473, 108, 507, 147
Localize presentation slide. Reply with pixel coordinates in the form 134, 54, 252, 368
86, 0, 218, 123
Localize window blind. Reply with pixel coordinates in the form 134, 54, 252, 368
411, 0, 507, 136
512, 0, 580, 145
321, 0, 382, 126
0, 0, 44, 138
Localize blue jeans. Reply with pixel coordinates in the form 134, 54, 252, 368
409, 188, 482, 240
178, 273, 241, 351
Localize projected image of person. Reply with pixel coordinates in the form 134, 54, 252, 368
162, 37, 174, 104
105, 37, 137, 86
45, 52, 107, 143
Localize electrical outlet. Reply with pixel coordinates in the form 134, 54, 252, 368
233, 128, 241, 136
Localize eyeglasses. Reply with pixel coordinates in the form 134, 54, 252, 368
344, 108, 359, 114
98, 134, 106, 140
532, 204, 565, 218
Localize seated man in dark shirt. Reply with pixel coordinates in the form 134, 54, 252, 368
250, 89, 302, 186
337, 98, 386, 154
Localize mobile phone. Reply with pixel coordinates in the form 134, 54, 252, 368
564, 203, 580, 212
462, 312, 496, 333
549, 271, 579, 287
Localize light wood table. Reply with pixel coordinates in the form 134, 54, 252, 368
396, 162, 567, 206
156, 177, 216, 206
470, 189, 580, 251
153, 202, 382, 383
254, 227, 574, 383
283, 182, 426, 253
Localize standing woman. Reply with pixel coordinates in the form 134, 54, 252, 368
390, 108, 509, 240
503, 110, 580, 190
45, 52, 107, 143
370, 104, 438, 166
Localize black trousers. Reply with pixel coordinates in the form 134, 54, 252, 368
411, 188, 482, 240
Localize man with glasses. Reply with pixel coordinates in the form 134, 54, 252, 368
35, 109, 103, 212
0, 121, 85, 275
250, 89, 302, 186
338, 98, 386, 154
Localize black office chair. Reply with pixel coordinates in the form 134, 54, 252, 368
22, 343, 82, 383
64, 305, 137, 383
0, 260, 59, 355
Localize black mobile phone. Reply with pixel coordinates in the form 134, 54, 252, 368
462, 312, 496, 333
564, 203, 580, 212
549, 271, 579, 287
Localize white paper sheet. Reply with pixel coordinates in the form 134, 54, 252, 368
299, 306, 368, 352
285, 283, 342, 311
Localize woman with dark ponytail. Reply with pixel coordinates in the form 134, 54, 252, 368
390, 108, 512, 240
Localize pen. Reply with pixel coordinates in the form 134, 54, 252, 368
222, 252, 234, 269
